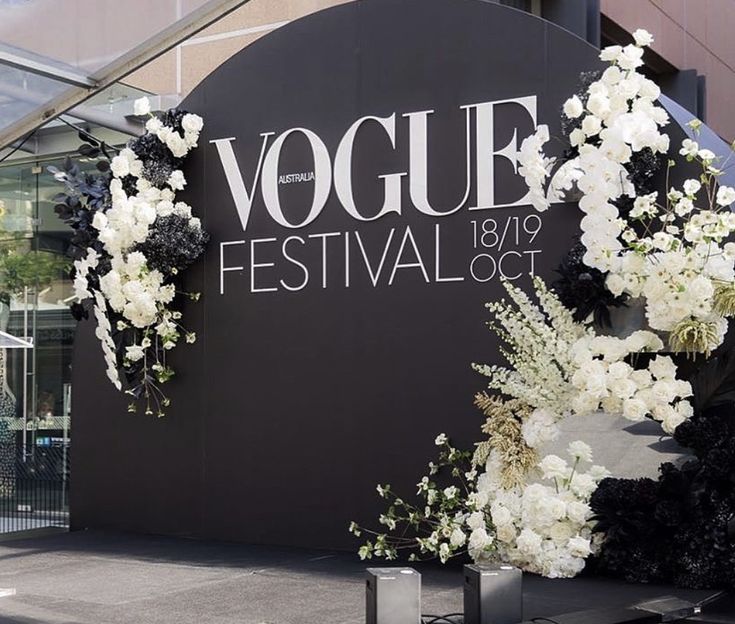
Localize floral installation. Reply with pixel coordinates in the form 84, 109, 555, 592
517, 30, 735, 354
353, 275, 694, 579
53, 97, 209, 416
475, 440, 609, 579
350, 435, 496, 564
353, 29, 735, 588
472, 276, 693, 435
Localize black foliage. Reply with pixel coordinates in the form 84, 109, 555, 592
591, 401, 735, 589
134, 213, 209, 276
551, 241, 627, 327
614, 147, 663, 221
689, 330, 735, 414
50, 155, 111, 265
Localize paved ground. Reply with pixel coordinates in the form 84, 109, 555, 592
0, 530, 727, 624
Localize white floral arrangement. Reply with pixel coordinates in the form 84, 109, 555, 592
472, 277, 693, 437
351, 436, 496, 564
354, 28, 735, 586
476, 441, 608, 578
53, 97, 209, 416
518, 30, 735, 354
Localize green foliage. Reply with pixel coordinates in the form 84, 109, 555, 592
0, 236, 67, 300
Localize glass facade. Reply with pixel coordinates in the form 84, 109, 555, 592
0, 157, 77, 532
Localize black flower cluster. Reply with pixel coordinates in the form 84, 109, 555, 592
591, 401, 735, 589
551, 241, 628, 327
128, 131, 183, 190
135, 214, 209, 277
614, 147, 663, 221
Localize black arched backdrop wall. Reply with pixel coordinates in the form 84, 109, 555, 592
71, 0, 602, 548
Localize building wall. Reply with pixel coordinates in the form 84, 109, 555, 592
126, 0, 735, 138
601, 0, 735, 139
127, 0, 350, 97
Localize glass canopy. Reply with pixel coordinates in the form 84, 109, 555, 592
0, 0, 250, 151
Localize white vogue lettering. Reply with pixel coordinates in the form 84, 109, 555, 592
210, 95, 541, 232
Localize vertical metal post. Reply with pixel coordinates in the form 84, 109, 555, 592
21, 286, 28, 461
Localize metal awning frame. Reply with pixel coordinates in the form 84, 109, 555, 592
0, 0, 253, 151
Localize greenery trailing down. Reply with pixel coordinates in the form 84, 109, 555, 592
350, 435, 495, 564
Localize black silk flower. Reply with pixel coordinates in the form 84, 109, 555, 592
552, 242, 627, 327
591, 402, 735, 589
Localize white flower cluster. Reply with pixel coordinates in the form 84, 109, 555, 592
73, 97, 205, 404
474, 278, 692, 438
603, 143, 735, 352
565, 32, 670, 272
475, 442, 608, 578
518, 30, 735, 353
570, 334, 692, 433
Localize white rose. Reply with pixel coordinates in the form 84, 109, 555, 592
606, 273, 626, 296
632, 29, 654, 47
566, 501, 591, 524
495, 524, 515, 544
622, 398, 648, 421
549, 521, 575, 544
516, 528, 542, 555
567, 441, 593, 464
599, 45, 622, 62
166, 132, 189, 158
110, 154, 130, 178
609, 377, 637, 400
567, 536, 592, 558
539, 455, 569, 481
589, 465, 611, 481
133, 97, 151, 116
145, 117, 163, 133
581, 115, 602, 137
182, 113, 204, 134
466, 511, 485, 530
569, 128, 587, 147
570, 473, 598, 499
469, 527, 493, 550
490, 503, 512, 528
168, 170, 186, 191
648, 356, 678, 380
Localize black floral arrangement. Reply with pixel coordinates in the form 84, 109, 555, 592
52, 98, 208, 416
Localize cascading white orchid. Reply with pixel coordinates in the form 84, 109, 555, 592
517, 30, 735, 353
